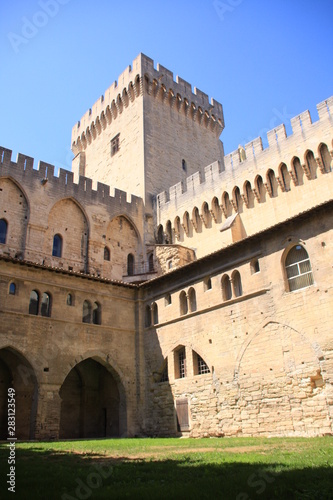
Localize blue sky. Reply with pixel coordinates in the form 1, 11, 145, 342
0, 0, 332, 174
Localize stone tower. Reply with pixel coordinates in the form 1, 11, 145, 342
71, 54, 225, 228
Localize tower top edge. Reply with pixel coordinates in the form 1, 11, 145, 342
71, 53, 223, 137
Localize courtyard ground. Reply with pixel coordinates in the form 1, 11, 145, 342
0, 436, 332, 499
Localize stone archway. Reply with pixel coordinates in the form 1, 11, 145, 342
59, 358, 125, 439
0, 347, 38, 440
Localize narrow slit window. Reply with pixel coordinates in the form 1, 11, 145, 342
111, 134, 120, 157
0, 219, 8, 244
52, 234, 62, 257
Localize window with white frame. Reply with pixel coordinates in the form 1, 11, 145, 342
285, 245, 314, 292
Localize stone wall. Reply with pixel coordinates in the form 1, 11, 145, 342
0, 259, 141, 439
156, 98, 333, 259
71, 53, 225, 210
0, 147, 146, 280
142, 202, 333, 437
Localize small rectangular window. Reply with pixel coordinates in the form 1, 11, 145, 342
111, 134, 120, 157
175, 348, 186, 379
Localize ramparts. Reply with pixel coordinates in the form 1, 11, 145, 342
156, 96, 333, 208
71, 53, 224, 152
0, 146, 143, 211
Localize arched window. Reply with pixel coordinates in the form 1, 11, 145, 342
192, 207, 201, 233
52, 234, 62, 257
244, 181, 254, 208
104, 246, 110, 261
279, 163, 291, 192
305, 150, 317, 179
188, 287, 197, 312
255, 175, 265, 203
9, 282, 16, 295
319, 143, 332, 173
291, 156, 304, 185
152, 302, 158, 325
29, 290, 39, 315
179, 291, 188, 316
41, 292, 51, 317
157, 225, 164, 244
233, 187, 243, 213
183, 211, 191, 236
165, 220, 172, 243
145, 305, 152, 327
174, 216, 181, 240
285, 245, 314, 292
266, 169, 278, 197
52, 233, 63, 257
127, 253, 134, 276
66, 293, 73, 306
211, 196, 222, 223
0, 219, 8, 244
201, 202, 211, 228
82, 300, 91, 323
232, 270, 243, 297
92, 302, 101, 325
221, 275, 232, 301
222, 192, 232, 217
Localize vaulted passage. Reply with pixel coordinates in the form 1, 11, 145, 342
59, 358, 124, 439
0, 348, 38, 440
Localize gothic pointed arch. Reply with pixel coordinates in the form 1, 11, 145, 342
235, 321, 328, 435
59, 353, 127, 439
0, 177, 29, 256
290, 156, 304, 185
221, 191, 232, 217
106, 214, 141, 280
43, 197, 89, 272
0, 346, 38, 440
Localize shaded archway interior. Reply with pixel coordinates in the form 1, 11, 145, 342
59, 358, 125, 439
0, 348, 38, 440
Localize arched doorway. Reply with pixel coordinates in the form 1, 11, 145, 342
0, 348, 38, 440
59, 358, 125, 439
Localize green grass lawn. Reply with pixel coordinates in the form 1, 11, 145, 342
0, 436, 332, 499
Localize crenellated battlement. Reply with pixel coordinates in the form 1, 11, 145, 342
157, 96, 333, 209
0, 146, 143, 209
71, 53, 224, 153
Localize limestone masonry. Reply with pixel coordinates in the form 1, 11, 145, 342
0, 53, 332, 439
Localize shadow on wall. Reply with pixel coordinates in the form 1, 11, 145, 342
0, 347, 38, 440
142, 322, 178, 436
